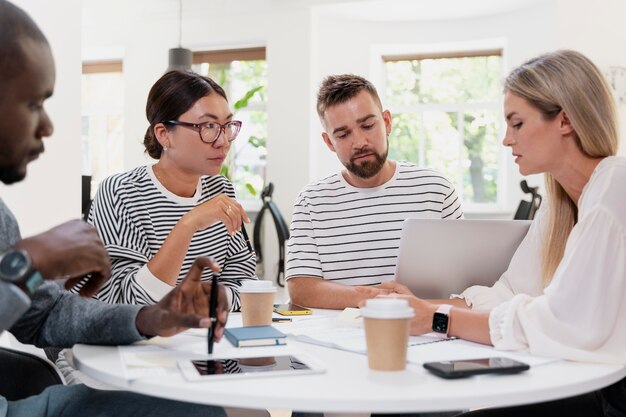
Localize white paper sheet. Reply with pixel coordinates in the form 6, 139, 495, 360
279, 309, 558, 368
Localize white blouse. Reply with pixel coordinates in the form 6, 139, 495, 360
463, 156, 626, 364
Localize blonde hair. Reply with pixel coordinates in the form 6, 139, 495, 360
504, 50, 618, 284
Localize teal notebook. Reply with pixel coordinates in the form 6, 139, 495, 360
224, 326, 287, 347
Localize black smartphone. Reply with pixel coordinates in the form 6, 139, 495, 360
273, 303, 312, 316
423, 357, 530, 379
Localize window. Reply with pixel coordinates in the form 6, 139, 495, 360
383, 51, 503, 208
192, 48, 267, 202
81, 61, 125, 199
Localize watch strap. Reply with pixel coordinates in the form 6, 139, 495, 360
25, 271, 44, 294
0, 249, 43, 296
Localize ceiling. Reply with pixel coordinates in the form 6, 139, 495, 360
310, 0, 552, 22
83, 0, 553, 25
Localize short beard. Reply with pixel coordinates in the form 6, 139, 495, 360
345, 147, 388, 179
0, 167, 25, 185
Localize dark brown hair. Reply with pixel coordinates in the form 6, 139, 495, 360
0, 0, 49, 86
316, 74, 382, 118
144, 70, 228, 159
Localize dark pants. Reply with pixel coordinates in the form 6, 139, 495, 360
291, 413, 459, 417
460, 376, 626, 417
293, 376, 626, 417
6, 383, 226, 417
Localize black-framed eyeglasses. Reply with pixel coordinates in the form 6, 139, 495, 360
163, 120, 242, 144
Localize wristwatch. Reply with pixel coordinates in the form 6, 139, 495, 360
0, 249, 43, 295
432, 304, 453, 337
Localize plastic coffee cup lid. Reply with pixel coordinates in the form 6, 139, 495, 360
239, 280, 277, 293
360, 298, 415, 319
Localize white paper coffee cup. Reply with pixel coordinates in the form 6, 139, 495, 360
240, 280, 276, 326
361, 298, 415, 371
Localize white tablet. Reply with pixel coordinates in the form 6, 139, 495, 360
177, 354, 326, 382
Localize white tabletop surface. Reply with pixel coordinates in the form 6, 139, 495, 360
73, 311, 626, 413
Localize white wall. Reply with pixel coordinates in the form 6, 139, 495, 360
0, 0, 82, 237
556, 0, 626, 156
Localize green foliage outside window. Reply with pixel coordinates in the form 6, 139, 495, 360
194, 60, 268, 199
386, 56, 502, 204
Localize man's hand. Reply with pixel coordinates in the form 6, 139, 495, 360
353, 285, 392, 300
353, 280, 412, 301
135, 257, 229, 338
375, 281, 413, 295
13, 220, 111, 297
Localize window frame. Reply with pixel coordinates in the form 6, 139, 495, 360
375, 45, 508, 213
81, 60, 125, 199
192, 47, 268, 212
82, 60, 123, 74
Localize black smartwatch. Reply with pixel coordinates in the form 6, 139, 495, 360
432, 304, 452, 337
0, 249, 43, 295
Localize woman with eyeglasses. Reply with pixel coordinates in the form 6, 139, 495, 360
88, 70, 257, 310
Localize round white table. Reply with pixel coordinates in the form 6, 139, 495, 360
73, 314, 626, 414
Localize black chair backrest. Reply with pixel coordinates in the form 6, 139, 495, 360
82, 175, 92, 221
514, 180, 542, 220
0, 346, 63, 401
252, 183, 290, 287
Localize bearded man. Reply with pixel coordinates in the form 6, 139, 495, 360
286, 74, 463, 309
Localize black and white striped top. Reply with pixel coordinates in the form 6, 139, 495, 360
286, 162, 463, 286
89, 165, 256, 310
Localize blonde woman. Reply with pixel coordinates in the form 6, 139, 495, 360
400, 50, 625, 415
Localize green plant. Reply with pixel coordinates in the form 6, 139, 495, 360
202, 61, 267, 198
219, 84, 266, 196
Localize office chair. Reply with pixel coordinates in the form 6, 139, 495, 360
514, 180, 542, 220
0, 346, 64, 401
81, 175, 92, 221
252, 183, 290, 287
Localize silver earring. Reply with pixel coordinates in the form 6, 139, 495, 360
163, 146, 168, 151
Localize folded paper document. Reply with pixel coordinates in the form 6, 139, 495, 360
279, 310, 558, 368
282, 314, 447, 354
225, 326, 287, 348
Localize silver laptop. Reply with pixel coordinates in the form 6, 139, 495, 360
394, 219, 531, 298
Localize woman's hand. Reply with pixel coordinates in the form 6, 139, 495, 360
403, 295, 438, 335
183, 194, 250, 235
367, 293, 438, 336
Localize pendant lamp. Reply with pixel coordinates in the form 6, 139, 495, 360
167, 0, 192, 71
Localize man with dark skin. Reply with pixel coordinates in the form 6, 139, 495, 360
0, 1, 228, 416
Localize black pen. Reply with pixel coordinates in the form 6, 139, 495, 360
240, 221, 253, 254
272, 317, 292, 323
208, 274, 218, 354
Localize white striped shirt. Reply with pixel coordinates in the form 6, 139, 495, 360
89, 165, 256, 310
286, 162, 463, 286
